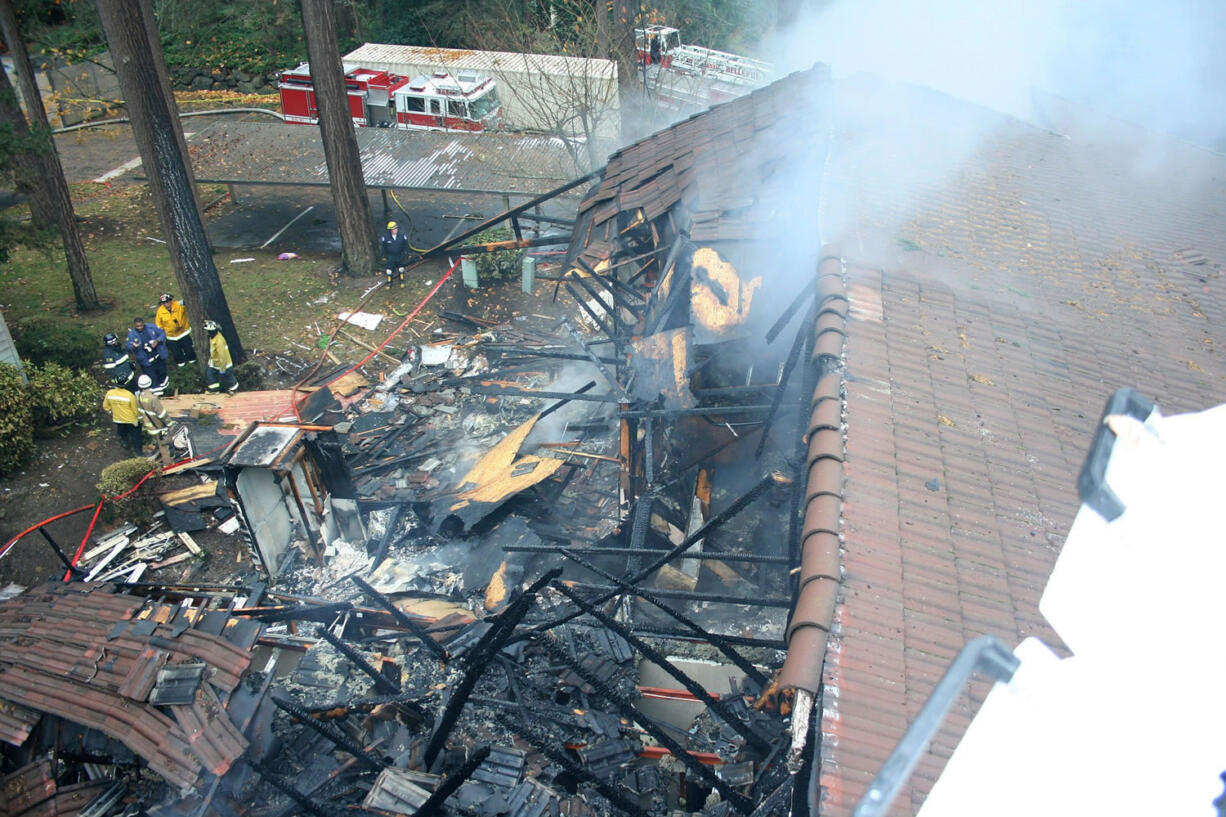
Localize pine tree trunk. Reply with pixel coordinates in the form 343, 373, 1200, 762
299, 0, 378, 276
96, 0, 244, 364
138, 0, 211, 251
0, 0, 101, 311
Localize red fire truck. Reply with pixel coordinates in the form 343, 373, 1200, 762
278, 63, 503, 132
637, 24, 769, 95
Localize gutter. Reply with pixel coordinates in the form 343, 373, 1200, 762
778, 249, 847, 779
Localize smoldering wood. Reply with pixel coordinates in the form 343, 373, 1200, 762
350, 575, 448, 660
535, 633, 753, 813
553, 546, 770, 688
315, 625, 401, 694
269, 693, 386, 771
550, 581, 773, 752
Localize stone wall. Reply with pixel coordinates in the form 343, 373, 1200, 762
168, 65, 281, 95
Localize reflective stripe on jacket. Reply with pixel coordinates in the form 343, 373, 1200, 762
137, 391, 169, 432
102, 388, 139, 425
156, 301, 192, 340
209, 333, 233, 371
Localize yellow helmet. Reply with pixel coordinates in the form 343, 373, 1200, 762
387, 221, 398, 230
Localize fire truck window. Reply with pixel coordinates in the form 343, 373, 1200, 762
404, 96, 425, 113
469, 91, 498, 120
447, 99, 466, 118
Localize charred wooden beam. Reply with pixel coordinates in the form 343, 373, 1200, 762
535, 634, 753, 813
550, 581, 773, 753
509, 710, 652, 817
420, 168, 600, 261
516, 212, 575, 227
316, 625, 401, 694
568, 582, 792, 608
251, 760, 352, 817
463, 383, 623, 403
422, 568, 561, 769
565, 283, 618, 340
755, 302, 817, 459
270, 692, 386, 771
351, 575, 448, 660
482, 344, 619, 364
367, 505, 405, 571
561, 321, 629, 403
539, 380, 598, 420
39, 528, 85, 578
620, 403, 774, 418
515, 473, 785, 641
626, 493, 655, 573
764, 285, 817, 345
231, 601, 353, 624
504, 544, 789, 565
413, 746, 491, 817
555, 546, 770, 688
631, 627, 786, 650
567, 270, 627, 324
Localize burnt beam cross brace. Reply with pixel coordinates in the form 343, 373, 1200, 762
550, 580, 773, 753
535, 633, 754, 814
350, 575, 449, 660
315, 624, 401, 694
514, 473, 786, 642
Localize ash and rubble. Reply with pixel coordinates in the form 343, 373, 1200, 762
1, 66, 840, 817
0, 303, 808, 817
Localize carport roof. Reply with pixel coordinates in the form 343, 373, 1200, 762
186, 119, 585, 196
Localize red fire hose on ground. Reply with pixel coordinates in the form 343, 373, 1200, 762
4, 260, 460, 582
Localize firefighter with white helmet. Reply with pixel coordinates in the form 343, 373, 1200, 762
135, 374, 172, 462
155, 293, 196, 367
204, 320, 238, 393
381, 220, 409, 289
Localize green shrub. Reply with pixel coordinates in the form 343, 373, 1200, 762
0, 363, 35, 475
27, 362, 100, 427
233, 360, 265, 391
15, 317, 97, 369
166, 364, 205, 395
98, 457, 159, 524
468, 227, 525, 283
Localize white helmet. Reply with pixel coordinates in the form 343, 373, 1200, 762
137, 374, 152, 389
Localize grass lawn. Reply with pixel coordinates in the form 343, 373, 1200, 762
0, 179, 465, 372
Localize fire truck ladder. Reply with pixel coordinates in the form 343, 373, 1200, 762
669, 44, 771, 87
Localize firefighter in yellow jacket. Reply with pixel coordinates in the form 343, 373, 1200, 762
102, 378, 142, 454
155, 293, 196, 367
204, 320, 238, 393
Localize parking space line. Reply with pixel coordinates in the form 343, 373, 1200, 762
261, 205, 314, 248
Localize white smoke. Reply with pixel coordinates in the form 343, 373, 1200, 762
770, 0, 1226, 152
